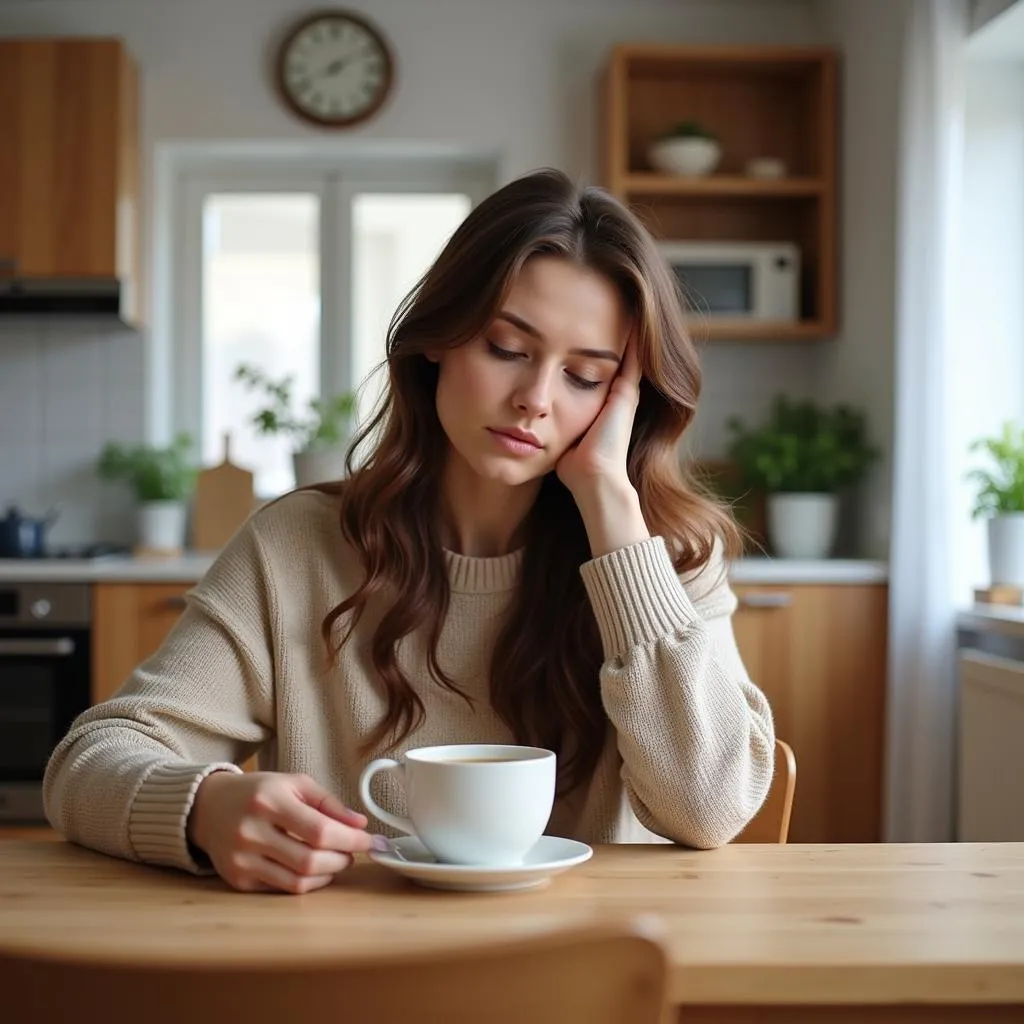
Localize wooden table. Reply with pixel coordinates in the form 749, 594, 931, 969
2, 840, 1024, 1022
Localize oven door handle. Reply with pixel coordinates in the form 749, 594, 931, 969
0, 638, 76, 657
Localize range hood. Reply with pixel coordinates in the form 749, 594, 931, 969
0, 278, 124, 316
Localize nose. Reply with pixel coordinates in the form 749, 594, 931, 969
511, 365, 553, 419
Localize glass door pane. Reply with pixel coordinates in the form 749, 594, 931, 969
351, 193, 471, 426
201, 193, 320, 496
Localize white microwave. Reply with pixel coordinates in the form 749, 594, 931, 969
658, 241, 801, 322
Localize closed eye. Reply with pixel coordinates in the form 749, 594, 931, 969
488, 340, 604, 391
566, 372, 602, 391
487, 341, 522, 361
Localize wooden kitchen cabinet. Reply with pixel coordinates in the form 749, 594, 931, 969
92, 583, 191, 704
732, 583, 888, 843
92, 582, 257, 772
0, 38, 140, 320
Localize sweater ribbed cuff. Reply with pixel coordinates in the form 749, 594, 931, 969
128, 761, 243, 874
580, 536, 699, 659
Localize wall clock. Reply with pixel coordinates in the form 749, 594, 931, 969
276, 9, 394, 128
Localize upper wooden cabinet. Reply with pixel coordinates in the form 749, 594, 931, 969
732, 583, 888, 844
0, 39, 140, 322
597, 45, 838, 342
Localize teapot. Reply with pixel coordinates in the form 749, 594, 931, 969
0, 505, 61, 558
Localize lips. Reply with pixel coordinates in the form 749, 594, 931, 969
489, 427, 542, 449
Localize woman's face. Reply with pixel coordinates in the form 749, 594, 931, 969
431, 256, 630, 489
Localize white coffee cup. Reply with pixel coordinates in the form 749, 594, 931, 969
358, 743, 556, 866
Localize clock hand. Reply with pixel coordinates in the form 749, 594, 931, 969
322, 56, 348, 76
317, 48, 367, 79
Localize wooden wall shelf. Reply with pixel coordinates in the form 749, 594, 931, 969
623, 174, 826, 198
598, 44, 839, 341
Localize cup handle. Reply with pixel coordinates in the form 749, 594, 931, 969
358, 758, 416, 835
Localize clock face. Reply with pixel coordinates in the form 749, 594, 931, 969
277, 11, 394, 127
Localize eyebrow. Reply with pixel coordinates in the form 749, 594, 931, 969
496, 311, 622, 364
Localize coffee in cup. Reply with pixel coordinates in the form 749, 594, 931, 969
358, 743, 556, 866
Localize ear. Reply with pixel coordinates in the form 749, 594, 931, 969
424, 350, 441, 364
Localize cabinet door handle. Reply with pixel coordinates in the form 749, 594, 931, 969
0, 256, 18, 275
738, 592, 793, 609
0, 637, 75, 657
164, 596, 188, 610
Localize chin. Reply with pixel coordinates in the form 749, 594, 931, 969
473, 454, 548, 488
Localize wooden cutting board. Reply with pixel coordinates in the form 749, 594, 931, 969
192, 434, 255, 551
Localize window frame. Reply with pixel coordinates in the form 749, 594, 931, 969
153, 143, 497, 455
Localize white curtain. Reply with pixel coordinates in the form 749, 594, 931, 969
885, 0, 969, 842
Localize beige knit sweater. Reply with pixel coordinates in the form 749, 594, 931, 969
43, 490, 774, 873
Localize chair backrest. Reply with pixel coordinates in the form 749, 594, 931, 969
734, 737, 797, 843
1, 919, 669, 1024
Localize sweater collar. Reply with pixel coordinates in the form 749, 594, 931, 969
444, 547, 524, 594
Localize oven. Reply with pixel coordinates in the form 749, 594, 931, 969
0, 582, 91, 823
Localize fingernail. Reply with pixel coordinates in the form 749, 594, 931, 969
371, 834, 391, 852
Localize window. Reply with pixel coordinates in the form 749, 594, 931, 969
351, 193, 472, 427
201, 193, 321, 496
166, 153, 493, 496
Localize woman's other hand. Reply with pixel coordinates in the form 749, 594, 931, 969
187, 771, 381, 894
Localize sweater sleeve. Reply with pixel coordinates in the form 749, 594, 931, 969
42, 518, 277, 874
579, 536, 775, 849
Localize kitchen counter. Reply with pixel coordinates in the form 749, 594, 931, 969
0, 554, 889, 585
958, 603, 1024, 638
730, 557, 887, 585
0, 554, 218, 583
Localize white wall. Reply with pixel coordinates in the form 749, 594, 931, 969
815, 0, 907, 560
2, 0, 886, 548
0, 324, 145, 545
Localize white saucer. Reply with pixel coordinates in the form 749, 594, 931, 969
368, 835, 593, 892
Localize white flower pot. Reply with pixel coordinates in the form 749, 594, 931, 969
293, 446, 349, 488
987, 513, 1024, 587
648, 137, 722, 177
767, 493, 839, 560
137, 500, 187, 553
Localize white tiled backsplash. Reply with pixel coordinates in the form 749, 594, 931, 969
0, 321, 144, 546
0, 321, 820, 548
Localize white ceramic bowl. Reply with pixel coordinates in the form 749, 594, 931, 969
746, 156, 787, 179
648, 137, 722, 177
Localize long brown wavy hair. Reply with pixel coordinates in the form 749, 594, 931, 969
320, 168, 741, 794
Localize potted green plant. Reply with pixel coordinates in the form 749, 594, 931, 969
96, 433, 197, 552
967, 421, 1024, 587
726, 395, 879, 559
234, 363, 357, 487
648, 120, 722, 177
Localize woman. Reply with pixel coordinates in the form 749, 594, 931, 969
44, 168, 774, 894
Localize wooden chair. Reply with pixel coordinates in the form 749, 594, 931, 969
0, 918, 669, 1024
734, 737, 797, 843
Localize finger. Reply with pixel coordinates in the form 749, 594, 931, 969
251, 819, 356, 876
294, 775, 369, 829
273, 795, 375, 854
619, 337, 642, 388
254, 857, 336, 895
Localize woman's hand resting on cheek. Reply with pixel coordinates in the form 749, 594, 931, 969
556, 338, 642, 496
187, 771, 382, 894
556, 340, 651, 558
